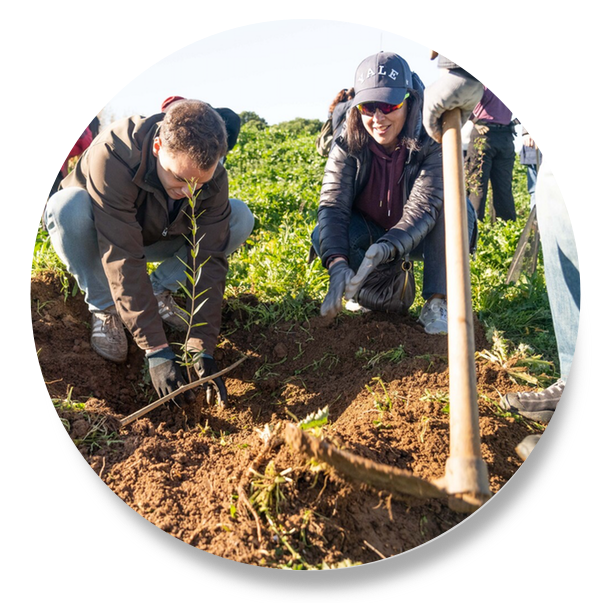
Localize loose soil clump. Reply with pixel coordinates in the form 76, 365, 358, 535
32, 271, 543, 568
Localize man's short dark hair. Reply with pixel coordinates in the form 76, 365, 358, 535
159, 100, 228, 169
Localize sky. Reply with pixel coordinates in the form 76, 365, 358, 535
102, 20, 443, 125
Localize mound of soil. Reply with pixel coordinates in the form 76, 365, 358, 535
31, 271, 543, 568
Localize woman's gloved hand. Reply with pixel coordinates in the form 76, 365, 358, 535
321, 259, 355, 319
345, 242, 396, 300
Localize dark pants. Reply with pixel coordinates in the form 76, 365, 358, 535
466, 127, 516, 221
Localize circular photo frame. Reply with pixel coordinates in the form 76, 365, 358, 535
35, 19, 590, 602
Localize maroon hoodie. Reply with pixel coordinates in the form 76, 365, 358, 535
353, 139, 408, 230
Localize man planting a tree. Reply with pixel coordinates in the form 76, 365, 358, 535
44, 100, 254, 405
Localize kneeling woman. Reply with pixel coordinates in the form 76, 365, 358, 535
312, 51, 476, 334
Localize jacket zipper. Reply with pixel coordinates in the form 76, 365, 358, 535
162, 197, 188, 237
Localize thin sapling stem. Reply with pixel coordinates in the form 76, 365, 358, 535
176, 179, 209, 382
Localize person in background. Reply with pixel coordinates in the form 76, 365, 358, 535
315, 87, 355, 157
465, 87, 517, 222
329, 87, 354, 145
312, 51, 476, 334
44, 100, 254, 406
48, 123, 94, 198
423, 55, 579, 458
519, 127, 542, 207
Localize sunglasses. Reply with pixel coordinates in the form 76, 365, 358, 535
357, 93, 410, 116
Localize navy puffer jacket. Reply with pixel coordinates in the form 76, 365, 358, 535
317, 74, 444, 268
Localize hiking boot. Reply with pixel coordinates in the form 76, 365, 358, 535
90, 307, 128, 362
499, 379, 564, 422
419, 297, 448, 334
156, 290, 188, 331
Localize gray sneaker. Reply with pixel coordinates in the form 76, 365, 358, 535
419, 297, 448, 334
156, 290, 189, 331
90, 307, 128, 362
499, 379, 564, 422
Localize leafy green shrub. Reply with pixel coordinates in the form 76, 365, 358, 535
33, 118, 558, 375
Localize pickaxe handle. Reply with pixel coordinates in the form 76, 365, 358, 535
440, 108, 491, 511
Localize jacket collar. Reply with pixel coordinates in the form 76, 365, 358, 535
133, 122, 162, 194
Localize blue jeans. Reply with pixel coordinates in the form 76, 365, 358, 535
535, 164, 580, 381
311, 202, 477, 300
526, 164, 538, 208
44, 187, 254, 312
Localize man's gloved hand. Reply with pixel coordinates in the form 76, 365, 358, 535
321, 259, 355, 319
147, 347, 195, 404
423, 71, 484, 143
345, 242, 396, 301
194, 354, 228, 406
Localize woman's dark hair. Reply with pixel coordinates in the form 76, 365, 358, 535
343, 88, 422, 155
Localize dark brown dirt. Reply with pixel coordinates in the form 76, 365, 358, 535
31, 271, 544, 569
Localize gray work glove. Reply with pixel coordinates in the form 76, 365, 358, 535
321, 260, 355, 319
345, 242, 397, 301
147, 347, 195, 404
423, 71, 484, 143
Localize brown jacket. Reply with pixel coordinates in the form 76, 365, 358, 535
61, 114, 230, 354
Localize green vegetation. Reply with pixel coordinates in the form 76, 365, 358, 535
33, 114, 559, 378
225, 116, 557, 377
53, 388, 122, 452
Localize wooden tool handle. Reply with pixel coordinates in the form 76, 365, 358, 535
119, 355, 248, 428
441, 108, 491, 508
